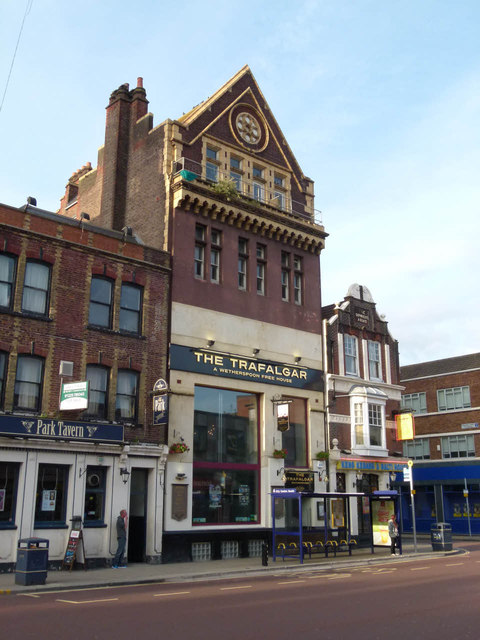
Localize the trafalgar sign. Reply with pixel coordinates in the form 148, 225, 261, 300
170, 344, 323, 391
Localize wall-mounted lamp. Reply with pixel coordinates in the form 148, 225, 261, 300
276, 467, 287, 483
176, 472, 186, 481
252, 348, 260, 356
294, 356, 302, 364
207, 339, 215, 348
389, 471, 397, 489
119, 467, 130, 484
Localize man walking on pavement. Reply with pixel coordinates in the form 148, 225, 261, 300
112, 509, 128, 568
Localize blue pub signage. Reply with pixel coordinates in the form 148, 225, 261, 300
170, 344, 324, 391
0, 415, 124, 444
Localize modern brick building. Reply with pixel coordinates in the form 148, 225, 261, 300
0, 201, 170, 570
400, 353, 480, 534
58, 67, 329, 561
322, 284, 406, 539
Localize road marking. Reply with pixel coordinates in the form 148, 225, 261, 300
410, 567, 430, 571
57, 597, 119, 604
20, 594, 41, 598
18, 582, 167, 597
446, 563, 464, 567
278, 580, 306, 585
153, 591, 191, 597
327, 574, 351, 580
220, 585, 252, 591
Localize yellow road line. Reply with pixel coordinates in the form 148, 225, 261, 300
277, 580, 306, 585
410, 567, 430, 571
220, 585, 252, 591
57, 597, 119, 604
154, 591, 191, 597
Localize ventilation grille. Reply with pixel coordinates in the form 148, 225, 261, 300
59, 360, 74, 376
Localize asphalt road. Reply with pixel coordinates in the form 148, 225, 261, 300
3, 543, 480, 640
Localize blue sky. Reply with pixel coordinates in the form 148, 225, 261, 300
1, 0, 479, 365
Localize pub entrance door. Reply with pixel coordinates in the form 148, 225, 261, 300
128, 468, 148, 562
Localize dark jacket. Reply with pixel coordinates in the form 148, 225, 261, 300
116, 515, 126, 539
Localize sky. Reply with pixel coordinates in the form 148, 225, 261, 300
1, 0, 479, 366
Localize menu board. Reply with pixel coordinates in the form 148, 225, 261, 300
62, 528, 86, 571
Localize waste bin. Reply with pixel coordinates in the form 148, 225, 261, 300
15, 538, 49, 585
430, 523, 452, 551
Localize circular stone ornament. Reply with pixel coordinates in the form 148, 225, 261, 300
236, 112, 261, 144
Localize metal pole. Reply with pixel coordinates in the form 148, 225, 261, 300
465, 478, 472, 537
409, 467, 417, 553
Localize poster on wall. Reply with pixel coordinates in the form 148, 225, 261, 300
371, 500, 394, 546
0, 489, 5, 511
42, 490, 57, 512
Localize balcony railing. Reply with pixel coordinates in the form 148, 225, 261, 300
172, 157, 322, 226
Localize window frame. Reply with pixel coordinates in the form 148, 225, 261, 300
85, 364, 110, 420
34, 463, 69, 527
293, 255, 303, 305
401, 392, 427, 414
0, 253, 17, 311
403, 438, 430, 460
194, 224, 206, 280
21, 259, 51, 316
0, 350, 7, 410
256, 244, 266, 296
115, 369, 139, 423
367, 340, 382, 381
88, 276, 114, 329
344, 334, 359, 376
0, 462, 20, 528
119, 282, 143, 335
210, 229, 221, 284
437, 386, 471, 412
13, 354, 44, 413
84, 466, 107, 526
238, 238, 248, 291
441, 434, 475, 458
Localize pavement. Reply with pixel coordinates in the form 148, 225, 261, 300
0, 536, 465, 595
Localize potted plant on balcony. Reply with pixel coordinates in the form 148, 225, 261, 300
169, 442, 190, 454
315, 451, 329, 460
213, 178, 238, 200
273, 448, 287, 459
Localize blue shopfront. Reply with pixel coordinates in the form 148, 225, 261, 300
396, 461, 480, 535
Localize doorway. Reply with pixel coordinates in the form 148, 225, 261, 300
128, 468, 148, 562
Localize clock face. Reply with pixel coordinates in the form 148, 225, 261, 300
236, 112, 261, 145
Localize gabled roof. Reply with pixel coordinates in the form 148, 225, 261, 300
400, 353, 480, 380
177, 65, 310, 186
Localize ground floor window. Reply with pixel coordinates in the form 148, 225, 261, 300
192, 467, 258, 524
34, 464, 69, 526
0, 462, 19, 527
84, 466, 107, 525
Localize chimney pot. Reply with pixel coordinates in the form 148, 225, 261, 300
137, 77, 143, 88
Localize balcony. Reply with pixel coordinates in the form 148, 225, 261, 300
172, 157, 323, 227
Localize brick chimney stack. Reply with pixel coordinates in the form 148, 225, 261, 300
100, 79, 149, 231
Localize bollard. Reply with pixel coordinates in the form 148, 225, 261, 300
262, 541, 268, 566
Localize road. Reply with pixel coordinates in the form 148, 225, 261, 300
3, 544, 480, 640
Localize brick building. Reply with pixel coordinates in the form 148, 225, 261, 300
58, 67, 329, 562
322, 284, 406, 539
0, 201, 170, 570
400, 353, 480, 534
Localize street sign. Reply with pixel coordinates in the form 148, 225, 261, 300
60, 381, 89, 410
403, 468, 411, 482
153, 378, 168, 393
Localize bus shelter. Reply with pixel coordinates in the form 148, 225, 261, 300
271, 489, 364, 564
369, 490, 401, 554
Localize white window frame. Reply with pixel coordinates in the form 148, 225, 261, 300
367, 340, 382, 381
401, 392, 427, 414
344, 335, 359, 376
403, 438, 430, 460
441, 434, 475, 458
238, 238, 248, 291
437, 386, 471, 412
350, 387, 387, 453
